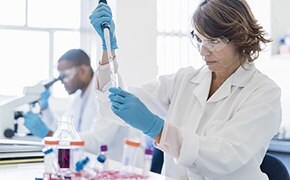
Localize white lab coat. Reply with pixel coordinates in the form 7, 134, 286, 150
96, 62, 281, 179
41, 75, 131, 162
42, 76, 97, 131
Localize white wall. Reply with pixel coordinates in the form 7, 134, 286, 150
116, 0, 158, 87
256, 56, 290, 136
270, 0, 290, 55
248, 0, 290, 55
247, 0, 290, 132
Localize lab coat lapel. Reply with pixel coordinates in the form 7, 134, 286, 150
189, 64, 257, 105
80, 91, 98, 131
190, 67, 212, 106
208, 63, 257, 103
207, 77, 232, 103
72, 94, 83, 130
78, 77, 96, 131
64, 91, 82, 131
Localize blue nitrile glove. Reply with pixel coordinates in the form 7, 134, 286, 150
39, 88, 51, 110
89, 3, 118, 50
108, 88, 164, 138
24, 111, 50, 138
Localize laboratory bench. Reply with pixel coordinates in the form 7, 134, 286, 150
0, 138, 173, 179
0, 159, 173, 180
1, 138, 289, 179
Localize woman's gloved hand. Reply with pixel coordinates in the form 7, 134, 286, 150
108, 88, 164, 138
24, 111, 50, 138
39, 88, 51, 110
89, 2, 118, 50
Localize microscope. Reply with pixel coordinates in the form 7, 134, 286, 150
0, 75, 64, 139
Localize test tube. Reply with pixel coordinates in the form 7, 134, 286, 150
121, 139, 141, 174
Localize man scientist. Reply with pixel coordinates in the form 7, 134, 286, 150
24, 49, 131, 162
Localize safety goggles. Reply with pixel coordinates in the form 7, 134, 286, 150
59, 66, 80, 83
190, 30, 230, 52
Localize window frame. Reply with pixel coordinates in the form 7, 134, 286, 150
0, 0, 98, 96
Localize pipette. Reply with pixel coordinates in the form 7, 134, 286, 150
99, 0, 119, 87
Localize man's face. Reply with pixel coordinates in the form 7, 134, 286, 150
57, 60, 81, 95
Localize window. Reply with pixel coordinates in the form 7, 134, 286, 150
0, 0, 94, 98
0, 0, 26, 26
156, 0, 203, 76
27, 0, 80, 29
0, 29, 49, 95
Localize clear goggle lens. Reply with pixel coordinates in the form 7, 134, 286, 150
59, 66, 79, 83
190, 30, 229, 52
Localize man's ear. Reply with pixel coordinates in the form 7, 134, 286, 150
79, 65, 90, 76
79, 65, 86, 74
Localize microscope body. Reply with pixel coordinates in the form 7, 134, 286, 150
0, 83, 46, 139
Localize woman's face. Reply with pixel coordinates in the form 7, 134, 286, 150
193, 31, 240, 74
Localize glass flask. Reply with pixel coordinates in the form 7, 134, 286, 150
53, 115, 85, 175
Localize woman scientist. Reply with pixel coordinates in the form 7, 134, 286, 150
90, 0, 282, 179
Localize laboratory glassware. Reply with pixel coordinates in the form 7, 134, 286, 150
96, 144, 109, 173
143, 147, 153, 177
43, 137, 59, 180
121, 139, 141, 174
53, 115, 85, 175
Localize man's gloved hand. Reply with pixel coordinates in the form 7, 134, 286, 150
108, 88, 164, 138
24, 111, 50, 138
39, 88, 50, 110
89, 2, 118, 50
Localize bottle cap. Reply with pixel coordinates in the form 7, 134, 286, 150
100, 145, 108, 152
43, 137, 59, 145
76, 157, 89, 172
83, 157, 89, 164
145, 148, 153, 155
124, 139, 141, 147
43, 148, 53, 155
70, 140, 85, 146
97, 154, 106, 163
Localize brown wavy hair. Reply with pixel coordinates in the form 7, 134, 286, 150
192, 0, 272, 63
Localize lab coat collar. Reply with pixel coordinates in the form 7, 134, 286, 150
190, 66, 211, 105
74, 74, 96, 131
190, 63, 256, 103
81, 73, 95, 99
189, 65, 210, 84
231, 63, 256, 87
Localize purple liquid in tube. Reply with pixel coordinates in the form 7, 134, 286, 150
58, 149, 70, 168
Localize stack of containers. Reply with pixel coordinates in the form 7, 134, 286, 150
43, 116, 85, 178
43, 137, 59, 180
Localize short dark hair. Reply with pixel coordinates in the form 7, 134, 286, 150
193, 0, 272, 63
58, 49, 91, 67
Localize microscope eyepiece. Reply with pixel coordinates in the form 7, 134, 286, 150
57, 74, 65, 81
43, 74, 64, 89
